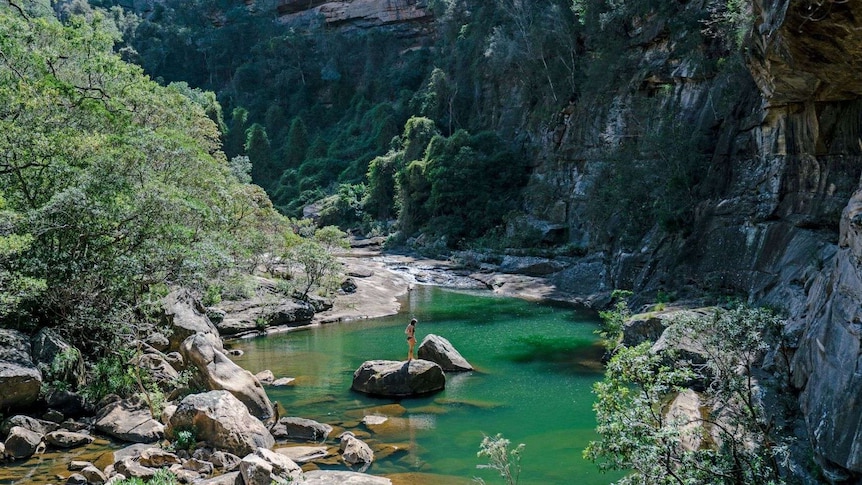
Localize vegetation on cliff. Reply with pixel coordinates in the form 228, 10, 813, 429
587, 303, 792, 484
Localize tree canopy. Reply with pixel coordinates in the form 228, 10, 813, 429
0, 2, 291, 354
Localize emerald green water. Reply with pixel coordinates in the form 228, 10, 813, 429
231, 285, 623, 485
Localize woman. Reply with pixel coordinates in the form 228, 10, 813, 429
405, 318, 417, 361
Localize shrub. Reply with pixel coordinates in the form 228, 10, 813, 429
474, 434, 525, 485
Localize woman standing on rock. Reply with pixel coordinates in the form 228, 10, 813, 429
405, 318, 417, 361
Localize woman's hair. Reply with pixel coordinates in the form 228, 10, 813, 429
410, 318, 417, 325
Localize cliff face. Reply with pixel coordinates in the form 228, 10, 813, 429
275, 0, 433, 37
528, 0, 862, 477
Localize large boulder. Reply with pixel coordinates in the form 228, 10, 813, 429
180, 334, 275, 422
31, 328, 85, 388
338, 431, 373, 467
215, 299, 315, 335
269, 417, 332, 442
163, 289, 221, 352
129, 352, 180, 390
94, 398, 164, 443
0, 329, 42, 412
1, 415, 59, 437
167, 391, 274, 457
45, 389, 89, 417
239, 448, 302, 485
45, 431, 94, 449
351, 360, 445, 397
4, 425, 43, 459
417, 334, 473, 372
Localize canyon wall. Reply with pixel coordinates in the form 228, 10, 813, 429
525, 0, 862, 478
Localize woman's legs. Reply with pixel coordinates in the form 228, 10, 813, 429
408, 338, 415, 361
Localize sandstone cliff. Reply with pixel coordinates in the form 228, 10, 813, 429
524, 0, 862, 479
275, 0, 433, 37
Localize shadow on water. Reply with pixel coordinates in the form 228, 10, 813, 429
504, 335, 607, 373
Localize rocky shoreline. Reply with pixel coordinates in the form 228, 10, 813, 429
2, 238, 588, 485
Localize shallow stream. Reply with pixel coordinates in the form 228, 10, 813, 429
232, 285, 624, 485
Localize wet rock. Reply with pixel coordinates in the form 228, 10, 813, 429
239, 448, 302, 485
270, 417, 332, 442
180, 333, 275, 422
167, 390, 274, 457
351, 360, 445, 397
4, 425, 42, 459
338, 431, 374, 466
0, 329, 42, 411
270, 377, 295, 387
1, 415, 59, 437
162, 289, 221, 352
45, 431, 94, 449
274, 445, 330, 464
301, 470, 391, 484
417, 334, 473, 372
94, 398, 164, 443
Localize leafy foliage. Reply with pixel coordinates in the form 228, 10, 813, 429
474, 433, 525, 485
0, 5, 303, 361
586, 304, 788, 485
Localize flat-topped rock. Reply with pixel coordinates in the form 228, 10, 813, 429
351, 360, 444, 397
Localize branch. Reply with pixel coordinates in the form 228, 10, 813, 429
5, 0, 28, 19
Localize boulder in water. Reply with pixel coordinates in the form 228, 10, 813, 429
270, 417, 332, 442
351, 360, 445, 397
417, 334, 473, 371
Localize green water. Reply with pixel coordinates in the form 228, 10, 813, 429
231, 285, 623, 485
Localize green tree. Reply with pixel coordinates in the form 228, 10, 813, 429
284, 116, 309, 168
585, 304, 788, 485
287, 240, 340, 300
225, 107, 249, 157
0, 5, 293, 357
246, 123, 276, 189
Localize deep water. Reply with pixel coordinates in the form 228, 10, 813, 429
232, 285, 625, 484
